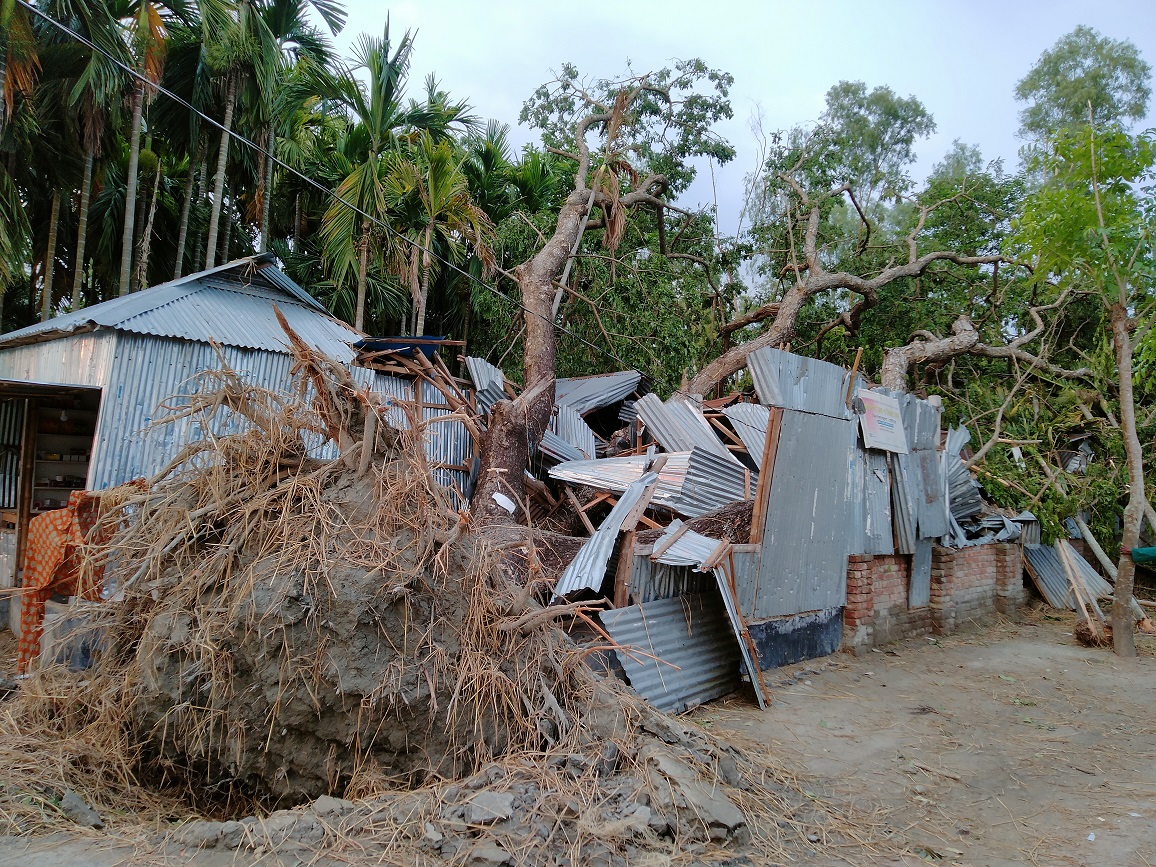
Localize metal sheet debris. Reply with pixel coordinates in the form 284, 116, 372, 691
551, 403, 597, 460
601, 594, 741, 714
945, 426, 982, 520
553, 472, 657, 600
635, 394, 738, 464
747, 347, 852, 420
648, 522, 770, 709
555, 370, 641, 416
848, 424, 895, 556
721, 403, 771, 468
464, 356, 507, 415
1022, 542, 1112, 610
549, 448, 750, 518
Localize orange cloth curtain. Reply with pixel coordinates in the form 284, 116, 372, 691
16, 491, 109, 673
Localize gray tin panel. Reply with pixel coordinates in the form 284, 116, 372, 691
891, 451, 918, 555
601, 593, 741, 714
0, 331, 116, 388
847, 419, 895, 556
721, 403, 770, 468
755, 410, 854, 618
1023, 542, 1112, 610
551, 403, 597, 461
915, 449, 950, 539
747, 347, 851, 420
0, 400, 23, 510
420, 379, 471, 500
555, 371, 641, 416
635, 394, 737, 463
909, 539, 933, 607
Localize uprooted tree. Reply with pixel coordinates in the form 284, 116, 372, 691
471, 62, 734, 524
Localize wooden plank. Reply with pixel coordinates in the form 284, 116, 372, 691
652, 522, 690, 558
612, 529, 635, 608
748, 407, 783, 545
563, 486, 596, 535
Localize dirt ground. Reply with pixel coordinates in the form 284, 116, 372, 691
691, 610, 1156, 867
1, 611, 1153, 866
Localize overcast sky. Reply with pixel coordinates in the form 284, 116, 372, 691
331, 1, 1156, 233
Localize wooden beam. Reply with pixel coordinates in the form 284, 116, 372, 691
563, 486, 596, 535
748, 407, 783, 545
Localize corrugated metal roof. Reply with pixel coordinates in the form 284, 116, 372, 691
747, 347, 851, 420
1023, 542, 1113, 610
721, 403, 770, 468
755, 409, 854, 618
677, 449, 753, 516
551, 403, 597, 460
0, 260, 358, 360
553, 472, 658, 599
635, 394, 738, 463
555, 370, 641, 415
601, 594, 741, 714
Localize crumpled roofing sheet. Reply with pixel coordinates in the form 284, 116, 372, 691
1023, 541, 1112, 610
635, 393, 738, 464
601, 594, 741, 714
648, 521, 770, 708
549, 448, 751, 518
555, 370, 641, 416
747, 346, 852, 420
553, 471, 657, 599
464, 356, 507, 415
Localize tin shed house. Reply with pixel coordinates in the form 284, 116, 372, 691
0, 257, 471, 620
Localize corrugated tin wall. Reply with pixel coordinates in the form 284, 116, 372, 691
0, 331, 116, 388
754, 409, 854, 618
0, 400, 23, 509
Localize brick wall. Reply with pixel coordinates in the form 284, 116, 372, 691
844, 543, 1024, 652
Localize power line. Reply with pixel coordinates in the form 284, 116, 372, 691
17, 0, 643, 376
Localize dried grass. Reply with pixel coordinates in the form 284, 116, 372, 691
0, 331, 891, 864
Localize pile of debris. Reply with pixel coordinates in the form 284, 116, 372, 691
0, 332, 870, 865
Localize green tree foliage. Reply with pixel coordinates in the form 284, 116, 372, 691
1016, 25, 1152, 140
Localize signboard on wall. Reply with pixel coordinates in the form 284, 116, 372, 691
857, 389, 909, 453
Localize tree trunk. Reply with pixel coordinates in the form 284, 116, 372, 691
416, 223, 433, 336
219, 196, 232, 263
118, 82, 144, 296
204, 73, 237, 270
192, 157, 208, 269
471, 188, 589, 525
133, 163, 161, 292
293, 193, 302, 249
41, 189, 61, 321
355, 218, 370, 332
1111, 301, 1142, 657
259, 123, 275, 252
173, 152, 197, 280
880, 317, 980, 390
71, 148, 94, 309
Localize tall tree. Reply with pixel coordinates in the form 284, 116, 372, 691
1014, 125, 1156, 656
1016, 26, 1152, 140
